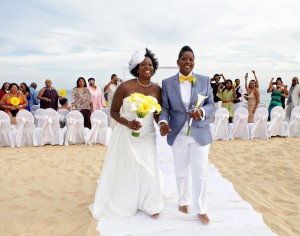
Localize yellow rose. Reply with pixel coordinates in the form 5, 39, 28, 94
11, 97, 20, 106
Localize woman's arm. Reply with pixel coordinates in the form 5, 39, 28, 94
252, 70, 259, 88
245, 76, 248, 94
267, 78, 274, 93
254, 89, 260, 112
37, 88, 46, 100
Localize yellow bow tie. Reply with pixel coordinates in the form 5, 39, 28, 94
179, 75, 193, 83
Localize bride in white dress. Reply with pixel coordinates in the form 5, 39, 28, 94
89, 48, 164, 220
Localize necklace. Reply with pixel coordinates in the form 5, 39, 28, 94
136, 78, 151, 88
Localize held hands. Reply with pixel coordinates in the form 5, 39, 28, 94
159, 122, 171, 136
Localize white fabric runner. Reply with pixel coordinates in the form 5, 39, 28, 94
96, 127, 276, 236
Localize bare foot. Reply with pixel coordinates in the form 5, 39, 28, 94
179, 205, 189, 214
151, 213, 159, 218
198, 214, 210, 224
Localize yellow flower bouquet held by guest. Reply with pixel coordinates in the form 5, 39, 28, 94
10, 97, 20, 106
187, 94, 207, 136
59, 89, 67, 97
129, 92, 161, 137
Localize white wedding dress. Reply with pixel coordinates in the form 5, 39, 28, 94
89, 97, 164, 220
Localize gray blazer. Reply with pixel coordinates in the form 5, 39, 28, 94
159, 73, 214, 146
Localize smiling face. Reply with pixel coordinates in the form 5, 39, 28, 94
177, 51, 195, 76
45, 80, 52, 88
4, 83, 9, 91
78, 79, 85, 87
138, 57, 154, 79
10, 85, 18, 93
249, 80, 255, 89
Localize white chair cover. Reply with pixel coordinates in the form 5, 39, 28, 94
34, 108, 45, 127
286, 106, 300, 137
268, 106, 286, 137
250, 107, 269, 139
85, 110, 112, 146
0, 111, 16, 147
15, 110, 38, 147
64, 110, 85, 146
57, 108, 69, 127
212, 108, 229, 140
230, 107, 249, 140
40, 108, 66, 146
30, 105, 39, 114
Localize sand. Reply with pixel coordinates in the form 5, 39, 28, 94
0, 138, 299, 236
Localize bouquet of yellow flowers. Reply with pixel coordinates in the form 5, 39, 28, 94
10, 97, 20, 106
129, 93, 161, 137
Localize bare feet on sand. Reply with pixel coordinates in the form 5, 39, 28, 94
179, 205, 189, 214
198, 214, 210, 224
151, 213, 159, 218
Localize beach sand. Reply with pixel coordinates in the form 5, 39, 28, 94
0, 138, 299, 236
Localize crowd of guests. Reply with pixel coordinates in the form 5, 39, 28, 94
209, 71, 300, 123
0, 75, 122, 126
1, 72, 299, 126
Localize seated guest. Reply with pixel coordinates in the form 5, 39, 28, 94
0, 83, 28, 124
58, 97, 71, 111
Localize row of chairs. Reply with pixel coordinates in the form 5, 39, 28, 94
0, 109, 112, 147
212, 106, 300, 140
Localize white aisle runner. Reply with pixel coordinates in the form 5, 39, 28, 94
96, 128, 276, 236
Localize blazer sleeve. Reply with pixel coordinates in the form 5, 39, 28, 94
159, 80, 170, 123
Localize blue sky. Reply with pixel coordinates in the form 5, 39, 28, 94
1, 0, 300, 90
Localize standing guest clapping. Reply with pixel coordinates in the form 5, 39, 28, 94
217, 79, 236, 123
159, 46, 214, 224
88, 78, 104, 111
37, 79, 59, 110
267, 77, 288, 120
244, 71, 260, 123
71, 77, 92, 128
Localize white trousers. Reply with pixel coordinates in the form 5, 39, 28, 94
171, 128, 210, 214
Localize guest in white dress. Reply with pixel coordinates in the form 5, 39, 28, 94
90, 48, 164, 220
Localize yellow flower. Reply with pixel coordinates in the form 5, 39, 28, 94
154, 103, 162, 114
192, 77, 196, 87
11, 97, 20, 106
59, 89, 67, 97
137, 102, 151, 118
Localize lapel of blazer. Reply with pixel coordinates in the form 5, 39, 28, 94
173, 74, 186, 111
189, 73, 196, 107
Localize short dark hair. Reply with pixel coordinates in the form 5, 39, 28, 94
130, 48, 159, 77
235, 78, 240, 82
9, 83, 19, 91
178, 46, 194, 60
76, 77, 87, 87
111, 74, 117, 80
59, 97, 68, 106
276, 77, 283, 83
88, 78, 95, 82
213, 74, 220, 80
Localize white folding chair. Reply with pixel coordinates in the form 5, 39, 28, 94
57, 108, 69, 128
40, 108, 65, 145
64, 110, 86, 146
15, 110, 39, 147
0, 111, 16, 147
250, 107, 269, 139
286, 106, 300, 137
34, 108, 45, 127
85, 110, 112, 146
212, 108, 229, 140
268, 106, 286, 137
30, 105, 39, 114
230, 107, 249, 140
